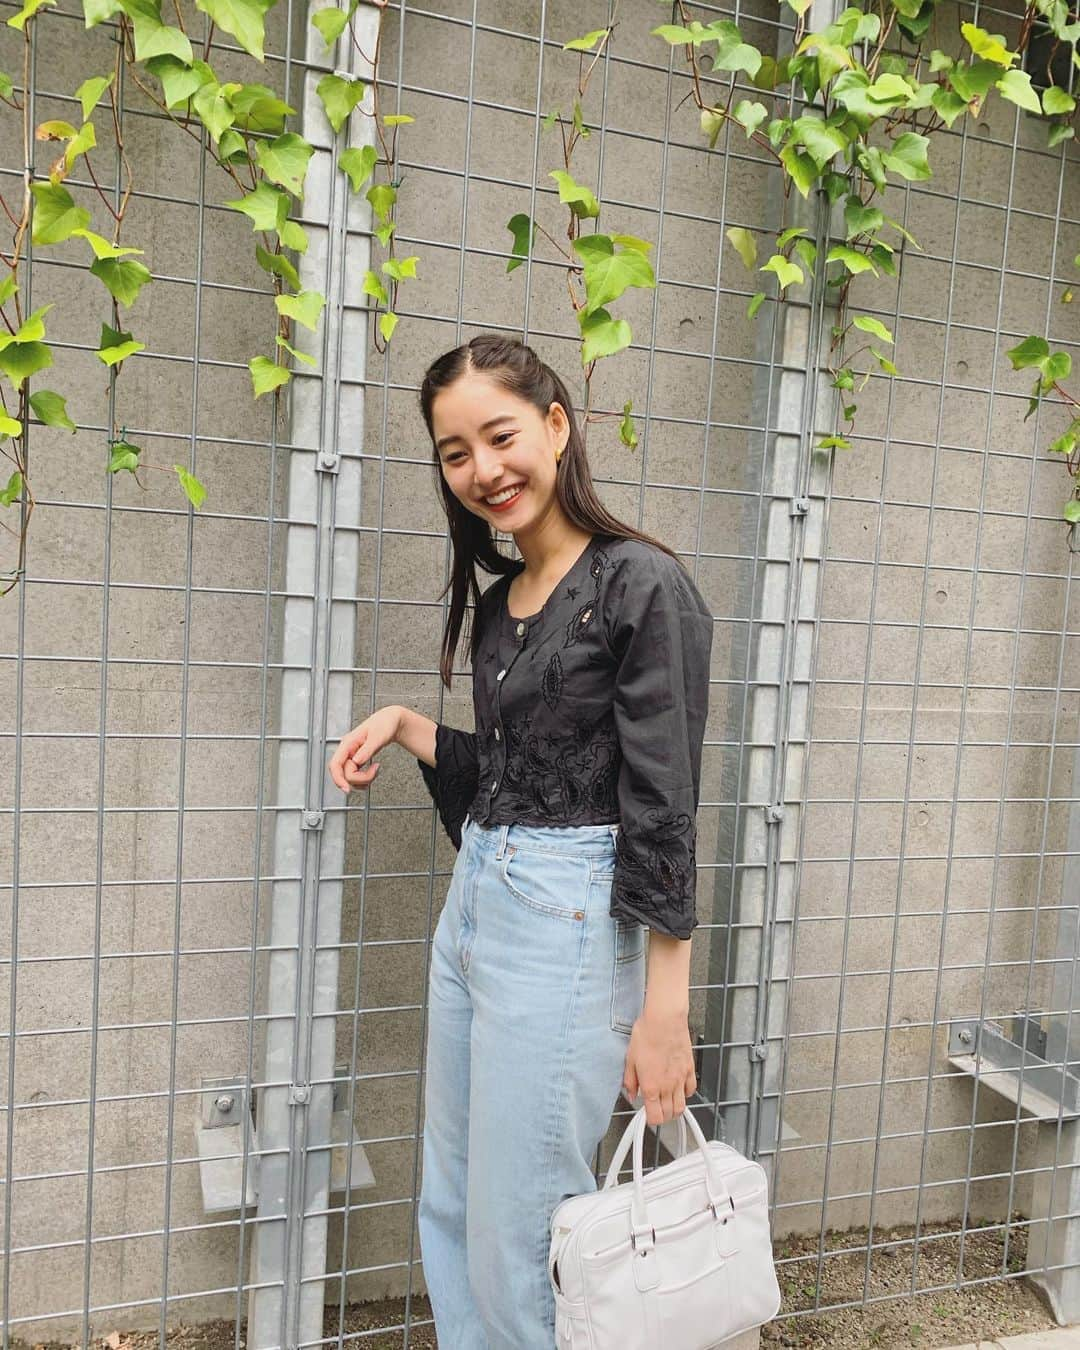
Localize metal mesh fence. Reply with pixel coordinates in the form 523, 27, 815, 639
1, 0, 1080, 1345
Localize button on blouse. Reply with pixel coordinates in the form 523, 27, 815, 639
416, 534, 714, 940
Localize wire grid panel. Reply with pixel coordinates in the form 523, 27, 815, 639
767, 0, 1080, 1325
4, 0, 1080, 1346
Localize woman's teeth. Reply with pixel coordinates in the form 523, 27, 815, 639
485, 485, 523, 506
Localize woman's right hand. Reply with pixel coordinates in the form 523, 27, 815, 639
328, 704, 404, 794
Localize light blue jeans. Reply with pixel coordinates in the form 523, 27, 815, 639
418, 813, 647, 1348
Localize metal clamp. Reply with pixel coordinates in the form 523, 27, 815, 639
630, 1226, 656, 1252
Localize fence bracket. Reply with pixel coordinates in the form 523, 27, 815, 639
195, 1077, 258, 1214
947, 1017, 1080, 1120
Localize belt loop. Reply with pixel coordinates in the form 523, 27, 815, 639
609, 823, 619, 846
496, 823, 510, 859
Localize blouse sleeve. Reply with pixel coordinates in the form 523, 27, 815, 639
417, 723, 479, 851
606, 553, 714, 940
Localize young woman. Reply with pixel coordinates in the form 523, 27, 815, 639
328, 333, 713, 1348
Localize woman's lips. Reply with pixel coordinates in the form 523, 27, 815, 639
483, 484, 525, 512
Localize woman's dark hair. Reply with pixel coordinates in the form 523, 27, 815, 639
419, 332, 685, 688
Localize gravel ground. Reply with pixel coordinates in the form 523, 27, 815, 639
13, 1217, 1062, 1350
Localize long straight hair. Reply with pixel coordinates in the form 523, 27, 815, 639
419, 333, 685, 688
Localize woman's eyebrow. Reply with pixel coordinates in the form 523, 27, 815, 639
435, 415, 517, 453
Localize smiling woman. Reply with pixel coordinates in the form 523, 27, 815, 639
328, 331, 713, 1349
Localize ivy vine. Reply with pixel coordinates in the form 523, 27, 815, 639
0, 0, 1077, 591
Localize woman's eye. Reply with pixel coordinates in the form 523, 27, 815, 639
493, 433, 514, 446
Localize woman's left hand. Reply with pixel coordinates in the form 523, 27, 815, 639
622, 1007, 697, 1126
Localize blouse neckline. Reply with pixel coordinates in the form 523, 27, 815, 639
501, 534, 599, 629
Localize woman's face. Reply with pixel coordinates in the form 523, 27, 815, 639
431, 372, 569, 536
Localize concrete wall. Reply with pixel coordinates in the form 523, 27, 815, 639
0, 0, 1078, 1336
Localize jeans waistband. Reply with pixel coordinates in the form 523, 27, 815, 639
464, 814, 619, 860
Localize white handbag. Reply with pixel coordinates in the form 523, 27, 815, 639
547, 1104, 782, 1348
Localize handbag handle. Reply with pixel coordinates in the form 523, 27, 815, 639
603, 1106, 732, 1244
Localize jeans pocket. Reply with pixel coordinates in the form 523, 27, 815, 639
610, 916, 645, 1035
499, 846, 590, 922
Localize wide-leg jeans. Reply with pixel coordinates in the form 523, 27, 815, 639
417, 812, 647, 1348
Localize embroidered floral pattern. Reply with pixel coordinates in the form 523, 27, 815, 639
414, 535, 714, 939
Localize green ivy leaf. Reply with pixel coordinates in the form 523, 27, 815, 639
379, 310, 398, 341
174, 464, 206, 508
383, 113, 414, 126
1065, 499, 1080, 523
72, 227, 143, 259
96, 322, 144, 367
1007, 335, 1049, 370
146, 55, 214, 108
0, 304, 52, 345
778, 142, 818, 198
255, 132, 313, 198
746, 291, 766, 319
0, 412, 21, 436
192, 80, 236, 143
960, 21, 1016, 67
794, 237, 817, 274
30, 181, 91, 245
121, 0, 193, 63
619, 400, 637, 449
816, 434, 852, 449
312, 5, 348, 45
506, 213, 536, 273
579, 306, 631, 363
76, 73, 114, 121
930, 85, 969, 128
90, 256, 152, 306
217, 128, 248, 162
707, 20, 762, 77
844, 196, 884, 239
275, 289, 325, 332
366, 182, 396, 222
881, 131, 931, 181
279, 219, 308, 253
0, 470, 23, 505
1043, 350, 1072, 384
1042, 84, 1076, 115
249, 355, 290, 397
572, 234, 656, 315
0, 341, 50, 387
228, 83, 294, 133
852, 314, 894, 344
63, 122, 96, 172
733, 99, 768, 137
700, 108, 724, 149
1049, 123, 1076, 148
362, 270, 388, 305
382, 255, 419, 281
224, 181, 290, 233
872, 348, 898, 375
760, 254, 804, 289
726, 226, 757, 269
949, 59, 1005, 102
316, 72, 365, 133
195, 0, 272, 60
82, 0, 124, 25
826, 244, 877, 275
340, 144, 377, 191
996, 67, 1043, 115
788, 114, 847, 168
29, 389, 75, 431
108, 440, 140, 472
564, 27, 609, 51
549, 169, 600, 219
276, 335, 317, 367
256, 243, 300, 291
0, 274, 16, 305
8, 0, 55, 30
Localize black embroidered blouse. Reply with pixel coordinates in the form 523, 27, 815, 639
416, 534, 714, 940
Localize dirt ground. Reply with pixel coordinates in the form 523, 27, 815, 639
14, 1216, 1063, 1350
